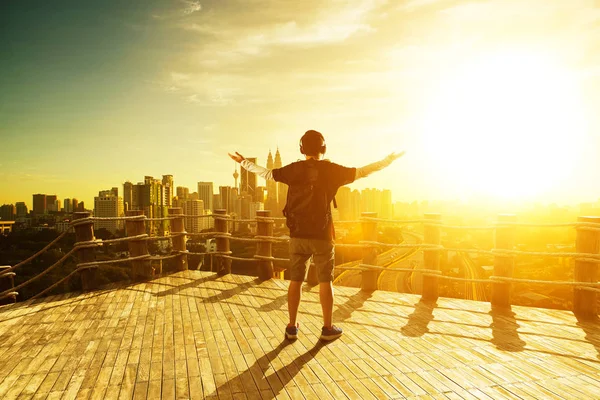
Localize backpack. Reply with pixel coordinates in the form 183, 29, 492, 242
283, 161, 332, 238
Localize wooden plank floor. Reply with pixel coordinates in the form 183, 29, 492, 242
0, 271, 599, 399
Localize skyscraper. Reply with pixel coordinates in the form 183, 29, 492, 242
274, 149, 287, 215
197, 182, 213, 211
219, 186, 236, 214
63, 198, 72, 213
176, 186, 190, 201
94, 190, 124, 234
16, 202, 28, 218
46, 195, 58, 212
240, 157, 257, 201
184, 199, 204, 234
265, 150, 278, 213
123, 181, 133, 211
33, 194, 46, 215
0, 204, 15, 221
162, 175, 173, 207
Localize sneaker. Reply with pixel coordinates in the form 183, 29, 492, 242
320, 325, 343, 341
285, 323, 299, 340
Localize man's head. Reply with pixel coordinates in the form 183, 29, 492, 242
299, 130, 326, 158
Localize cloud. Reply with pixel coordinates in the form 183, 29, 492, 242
182, 1, 202, 15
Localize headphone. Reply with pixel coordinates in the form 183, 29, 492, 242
299, 130, 327, 155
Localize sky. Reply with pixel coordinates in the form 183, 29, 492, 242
2, 0, 600, 209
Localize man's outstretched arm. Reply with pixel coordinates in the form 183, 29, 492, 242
355, 151, 405, 180
228, 151, 274, 180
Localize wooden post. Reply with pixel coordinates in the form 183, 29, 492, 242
73, 212, 97, 291
574, 216, 600, 318
125, 210, 153, 280
169, 208, 188, 272
257, 210, 274, 280
361, 212, 378, 291
214, 209, 231, 275
0, 266, 16, 305
492, 214, 516, 307
422, 213, 441, 301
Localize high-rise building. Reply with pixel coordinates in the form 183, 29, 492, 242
197, 182, 213, 211
72, 198, 79, 212
184, 199, 204, 234
255, 186, 266, 204
212, 194, 221, 210
265, 150, 279, 213
219, 186, 237, 214
123, 181, 133, 211
63, 198, 72, 213
33, 194, 47, 215
0, 204, 16, 221
240, 157, 257, 201
94, 190, 124, 234
381, 189, 392, 219
336, 186, 352, 221
16, 202, 28, 218
46, 195, 57, 212
176, 186, 190, 201
274, 149, 287, 214
77, 201, 85, 212
162, 175, 174, 207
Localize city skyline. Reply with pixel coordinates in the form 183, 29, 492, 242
3, 1, 600, 207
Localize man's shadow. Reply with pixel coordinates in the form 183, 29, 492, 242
257, 283, 316, 312
489, 305, 526, 352
401, 299, 436, 337
576, 315, 600, 360
211, 340, 325, 399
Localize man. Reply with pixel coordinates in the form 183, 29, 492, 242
229, 130, 404, 341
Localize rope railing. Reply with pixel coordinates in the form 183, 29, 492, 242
4, 210, 600, 320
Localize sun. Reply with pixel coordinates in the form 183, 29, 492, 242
419, 50, 587, 201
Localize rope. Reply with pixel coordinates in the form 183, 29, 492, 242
149, 254, 180, 261
256, 216, 287, 221
76, 254, 151, 268
361, 218, 427, 224
0, 230, 70, 277
425, 223, 495, 231
359, 241, 442, 250
423, 274, 492, 284
357, 263, 441, 274
0, 247, 77, 299
0, 292, 18, 301
186, 232, 217, 238
221, 255, 259, 262
30, 267, 90, 300
253, 255, 290, 262
253, 235, 290, 243
0, 272, 16, 278
491, 249, 600, 259
103, 234, 149, 244
490, 276, 600, 286
146, 233, 185, 242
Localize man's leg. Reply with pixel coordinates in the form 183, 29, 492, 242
319, 281, 334, 328
288, 280, 303, 326
312, 240, 336, 328
287, 239, 311, 329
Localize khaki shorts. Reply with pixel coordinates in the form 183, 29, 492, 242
289, 238, 335, 282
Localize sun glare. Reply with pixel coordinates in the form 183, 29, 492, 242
419, 50, 587, 200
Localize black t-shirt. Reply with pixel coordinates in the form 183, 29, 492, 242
272, 159, 356, 239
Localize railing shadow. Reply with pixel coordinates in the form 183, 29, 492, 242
576, 315, 600, 360
257, 282, 315, 312
210, 340, 325, 399
489, 305, 526, 352
201, 277, 262, 303
401, 299, 436, 337
156, 273, 222, 297
332, 289, 373, 322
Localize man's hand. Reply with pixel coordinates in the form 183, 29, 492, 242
228, 152, 245, 163
385, 151, 406, 164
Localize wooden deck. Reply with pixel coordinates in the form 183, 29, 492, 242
0, 271, 599, 400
